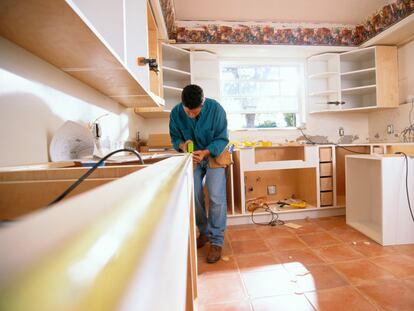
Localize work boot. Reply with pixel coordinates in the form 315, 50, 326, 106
197, 234, 209, 249
207, 245, 222, 264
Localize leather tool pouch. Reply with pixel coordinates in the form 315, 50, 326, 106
208, 149, 233, 168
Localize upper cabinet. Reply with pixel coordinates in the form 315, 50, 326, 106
308, 46, 398, 113
135, 43, 191, 118
0, 0, 163, 108
162, 43, 192, 110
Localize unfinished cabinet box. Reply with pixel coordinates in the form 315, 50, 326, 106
244, 168, 317, 208
0, 164, 145, 219
335, 145, 370, 206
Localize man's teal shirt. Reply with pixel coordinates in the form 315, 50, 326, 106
169, 98, 229, 157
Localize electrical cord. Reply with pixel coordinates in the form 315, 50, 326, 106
395, 152, 414, 223
400, 98, 414, 142
297, 127, 369, 154
48, 148, 144, 206
250, 203, 285, 226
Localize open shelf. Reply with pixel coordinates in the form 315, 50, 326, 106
134, 107, 170, 119
341, 67, 376, 80
341, 84, 376, 95
0, 0, 162, 108
309, 90, 339, 97
309, 106, 395, 114
163, 85, 183, 93
308, 72, 339, 79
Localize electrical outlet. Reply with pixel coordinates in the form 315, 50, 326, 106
267, 185, 277, 195
387, 124, 394, 135
339, 127, 344, 137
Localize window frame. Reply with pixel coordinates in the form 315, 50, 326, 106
218, 58, 306, 130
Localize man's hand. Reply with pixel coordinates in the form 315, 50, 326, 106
179, 140, 193, 152
193, 149, 210, 164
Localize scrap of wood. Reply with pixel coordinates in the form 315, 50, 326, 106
284, 222, 302, 229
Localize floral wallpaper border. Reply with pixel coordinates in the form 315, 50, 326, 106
160, 0, 414, 46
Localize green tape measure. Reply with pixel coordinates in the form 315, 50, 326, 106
187, 142, 194, 153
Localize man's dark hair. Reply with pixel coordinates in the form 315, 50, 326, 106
181, 84, 204, 109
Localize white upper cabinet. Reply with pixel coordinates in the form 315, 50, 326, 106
307, 46, 398, 113
68, 0, 125, 62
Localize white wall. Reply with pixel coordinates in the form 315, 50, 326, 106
190, 51, 369, 144
368, 39, 414, 142
0, 37, 145, 167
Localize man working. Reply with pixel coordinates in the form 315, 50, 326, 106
169, 84, 229, 264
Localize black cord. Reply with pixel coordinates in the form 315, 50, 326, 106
48, 149, 144, 206
395, 152, 414, 223
297, 127, 369, 154
250, 203, 285, 226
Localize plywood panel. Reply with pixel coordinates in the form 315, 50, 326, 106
67, 69, 148, 97
0, 179, 112, 219
0, 165, 143, 182
376, 46, 399, 108
147, 134, 173, 148
232, 151, 242, 214
386, 145, 414, 156
335, 146, 370, 197
244, 168, 317, 206
255, 147, 305, 163
147, 2, 162, 97
0, 0, 119, 69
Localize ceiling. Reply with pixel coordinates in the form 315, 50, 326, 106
173, 0, 386, 25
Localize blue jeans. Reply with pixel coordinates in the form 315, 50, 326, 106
194, 159, 227, 246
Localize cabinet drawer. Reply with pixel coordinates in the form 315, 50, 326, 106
319, 147, 332, 162
320, 163, 332, 177
320, 191, 333, 206
320, 177, 333, 191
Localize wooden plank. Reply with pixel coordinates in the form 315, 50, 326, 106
376, 46, 399, 108
297, 168, 318, 207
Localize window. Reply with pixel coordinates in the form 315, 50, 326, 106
219, 61, 304, 129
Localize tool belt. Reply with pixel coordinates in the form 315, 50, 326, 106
208, 149, 233, 168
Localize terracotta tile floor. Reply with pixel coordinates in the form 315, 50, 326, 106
197, 216, 414, 311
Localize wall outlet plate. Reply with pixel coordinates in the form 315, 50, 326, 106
339, 127, 344, 137
387, 124, 394, 135
267, 185, 277, 195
